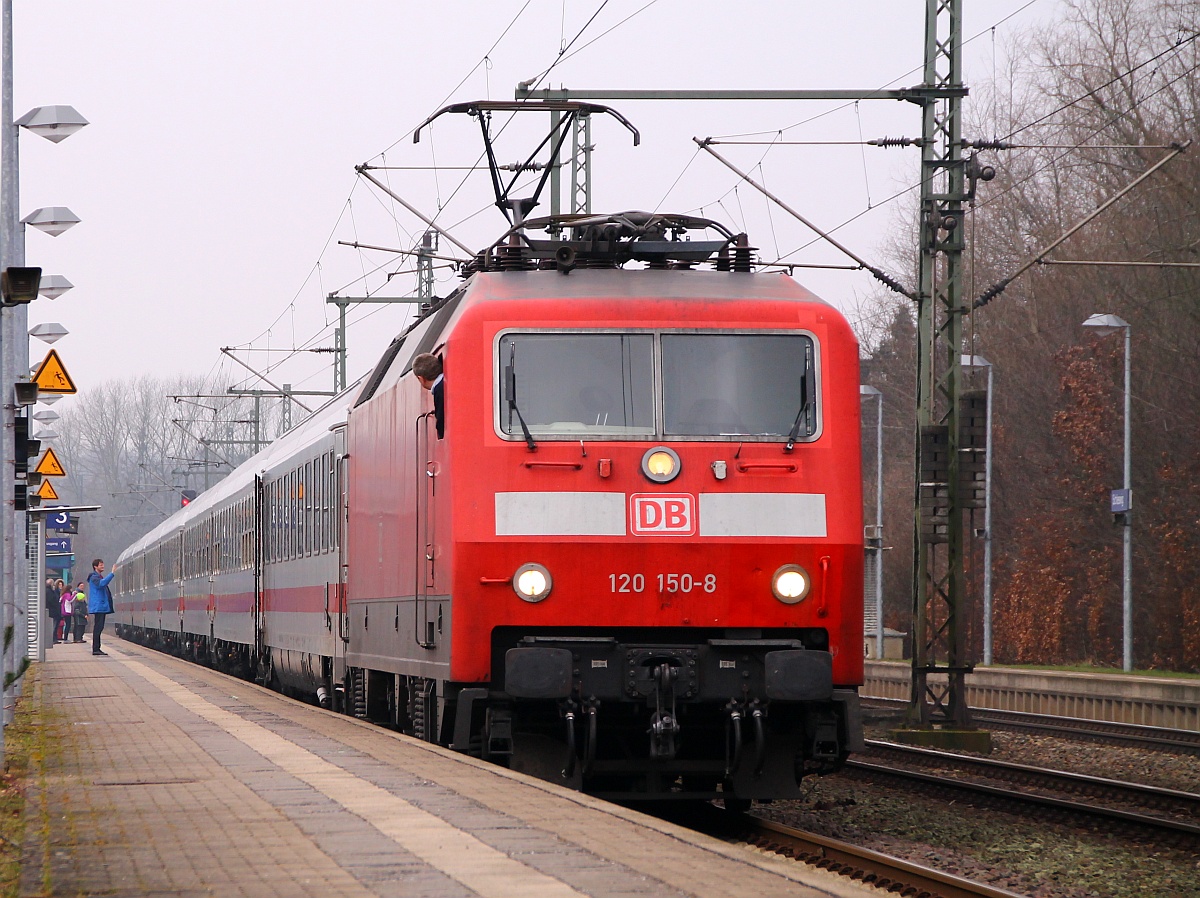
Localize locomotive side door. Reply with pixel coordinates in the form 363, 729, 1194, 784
414, 409, 438, 648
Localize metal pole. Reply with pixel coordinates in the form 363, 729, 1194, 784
983, 363, 994, 665
253, 393, 261, 454
27, 516, 41, 663
549, 109, 560, 220
1, 0, 17, 736
1122, 325, 1132, 672
874, 392, 884, 659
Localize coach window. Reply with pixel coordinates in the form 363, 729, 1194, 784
304, 463, 314, 554
497, 333, 655, 438
662, 333, 817, 441
268, 483, 278, 562
294, 471, 301, 557
326, 452, 336, 551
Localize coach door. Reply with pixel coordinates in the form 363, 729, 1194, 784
172, 527, 184, 633
414, 410, 438, 648
253, 474, 265, 658
334, 430, 349, 650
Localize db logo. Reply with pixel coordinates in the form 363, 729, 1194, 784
630, 494, 696, 536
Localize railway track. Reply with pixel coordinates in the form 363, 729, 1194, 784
738, 815, 1029, 898
863, 697, 1200, 755
859, 739, 1200, 819
847, 741, 1200, 849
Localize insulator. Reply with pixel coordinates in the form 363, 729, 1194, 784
498, 161, 546, 172
869, 136, 922, 148
962, 139, 1013, 150
495, 244, 533, 270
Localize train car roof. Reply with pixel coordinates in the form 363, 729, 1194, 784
458, 268, 829, 305
118, 379, 361, 561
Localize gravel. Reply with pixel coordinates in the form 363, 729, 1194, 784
754, 724, 1200, 898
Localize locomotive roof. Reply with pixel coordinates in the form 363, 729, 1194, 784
460, 268, 829, 305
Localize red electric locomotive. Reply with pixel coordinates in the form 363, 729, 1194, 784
114, 210, 864, 806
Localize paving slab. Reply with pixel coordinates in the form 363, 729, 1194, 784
19, 638, 881, 897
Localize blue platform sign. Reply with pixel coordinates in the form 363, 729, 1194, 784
46, 510, 71, 530
46, 536, 71, 553
1110, 489, 1132, 513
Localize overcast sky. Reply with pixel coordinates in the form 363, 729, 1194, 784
18, 0, 1060, 409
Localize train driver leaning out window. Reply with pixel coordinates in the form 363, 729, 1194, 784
412, 352, 445, 439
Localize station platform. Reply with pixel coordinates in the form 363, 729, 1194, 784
20, 639, 877, 897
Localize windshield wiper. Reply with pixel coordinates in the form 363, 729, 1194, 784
784, 400, 810, 451
785, 355, 817, 452
505, 343, 537, 451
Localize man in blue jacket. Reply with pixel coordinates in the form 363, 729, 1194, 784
87, 558, 116, 656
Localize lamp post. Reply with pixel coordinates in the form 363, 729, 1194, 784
1082, 313, 1133, 672
2, 0, 87, 727
860, 385, 884, 659
960, 355, 994, 664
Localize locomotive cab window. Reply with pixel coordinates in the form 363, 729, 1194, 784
496, 329, 818, 442
663, 333, 816, 439
497, 333, 655, 437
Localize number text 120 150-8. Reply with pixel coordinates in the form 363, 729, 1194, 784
609, 573, 716, 594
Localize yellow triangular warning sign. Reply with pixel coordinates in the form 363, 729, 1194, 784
35, 480, 59, 500
34, 447, 66, 477
32, 349, 77, 395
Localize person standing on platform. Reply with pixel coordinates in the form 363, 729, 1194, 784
46, 578, 63, 645
58, 583, 74, 642
72, 582, 88, 643
412, 352, 445, 439
87, 559, 116, 656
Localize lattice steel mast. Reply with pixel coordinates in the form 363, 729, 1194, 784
907, 0, 983, 740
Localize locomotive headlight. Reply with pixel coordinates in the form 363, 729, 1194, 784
513, 563, 552, 602
771, 564, 811, 604
641, 446, 681, 483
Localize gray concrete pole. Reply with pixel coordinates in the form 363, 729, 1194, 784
1, 0, 18, 734
1122, 326, 1132, 672
873, 393, 883, 660
983, 363, 994, 665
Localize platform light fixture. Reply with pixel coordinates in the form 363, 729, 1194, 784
20, 206, 80, 237
37, 274, 73, 300
28, 322, 67, 344
14, 105, 88, 143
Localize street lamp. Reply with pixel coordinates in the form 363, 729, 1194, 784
961, 355, 994, 664
2, 3, 88, 686
14, 105, 88, 144
20, 206, 80, 237
1082, 313, 1132, 672
860, 385, 884, 659
37, 274, 72, 300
